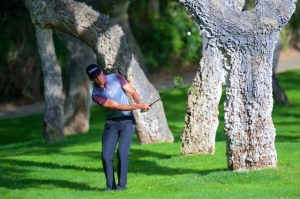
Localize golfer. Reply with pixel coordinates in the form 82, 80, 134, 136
86, 64, 150, 191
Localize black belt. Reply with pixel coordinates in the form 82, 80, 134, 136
107, 115, 133, 121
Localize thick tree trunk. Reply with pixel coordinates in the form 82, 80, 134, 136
35, 26, 66, 143
272, 37, 290, 104
181, 40, 226, 154
56, 32, 95, 135
180, 0, 295, 170
24, 0, 173, 144
224, 48, 277, 170
112, 1, 149, 77
181, 0, 244, 155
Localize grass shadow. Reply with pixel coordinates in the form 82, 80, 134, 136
129, 148, 227, 176
0, 178, 100, 191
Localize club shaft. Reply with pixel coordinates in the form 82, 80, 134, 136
149, 86, 177, 107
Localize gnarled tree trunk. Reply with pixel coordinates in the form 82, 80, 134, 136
35, 26, 66, 143
181, 0, 244, 155
181, 40, 227, 154
180, 0, 295, 170
111, 0, 149, 77
24, 0, 173, 144
56, 32, 95, 135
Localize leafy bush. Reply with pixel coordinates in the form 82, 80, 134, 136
128, 1, 202, 72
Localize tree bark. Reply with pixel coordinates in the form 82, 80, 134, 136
179, 0, 295, 170
24, 0, 173, 144
181, 0, 244, 155
35, 26, 66, 143
272, 37, 290, 104
111, 0, 149, 77
56, 32, 95, 135
181, 39, 226, 155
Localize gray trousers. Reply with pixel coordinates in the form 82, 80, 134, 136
101, 116, 135, 188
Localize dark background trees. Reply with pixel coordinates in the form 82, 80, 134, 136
0, 0, 41, 103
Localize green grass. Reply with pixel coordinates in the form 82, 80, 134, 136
0, 69, 300, 199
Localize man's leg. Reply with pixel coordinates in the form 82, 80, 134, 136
102, 120, 119, 189
116, 118, 135, 189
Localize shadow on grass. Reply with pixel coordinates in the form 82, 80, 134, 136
0, 147, 227, 191
275, 134, 300, 142
1, 158, 101, 173
0, 178, 101, 191
0, 158, 102, 191
129, 148, 227, 176
0, 135, 101, 158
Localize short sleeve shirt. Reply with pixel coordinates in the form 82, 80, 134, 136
92, 73, 131, 118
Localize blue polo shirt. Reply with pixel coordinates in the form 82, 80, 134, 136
92, 73, 132, 119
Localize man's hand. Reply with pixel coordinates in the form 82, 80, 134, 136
139, 103, 150, 112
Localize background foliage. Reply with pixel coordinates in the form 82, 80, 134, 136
128, 1, 202, 72
0, 0, 40, 103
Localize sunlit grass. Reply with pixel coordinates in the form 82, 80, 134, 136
0, 69, 299, 199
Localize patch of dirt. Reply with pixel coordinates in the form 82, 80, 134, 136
0, 96, 44, 111
279, 47, 300, 61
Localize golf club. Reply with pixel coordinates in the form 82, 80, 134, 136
149, 86, 177, 107
141, 76, 185, 112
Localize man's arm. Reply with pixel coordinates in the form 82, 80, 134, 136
122, 83, 142, 104
103, 99, 149, 111
115, 73, 143, 105
92, 85, 149, 111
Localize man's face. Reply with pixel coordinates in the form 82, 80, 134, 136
91, 71, 105, 85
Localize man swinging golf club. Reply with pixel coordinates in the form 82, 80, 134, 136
86, 64, 150, 191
